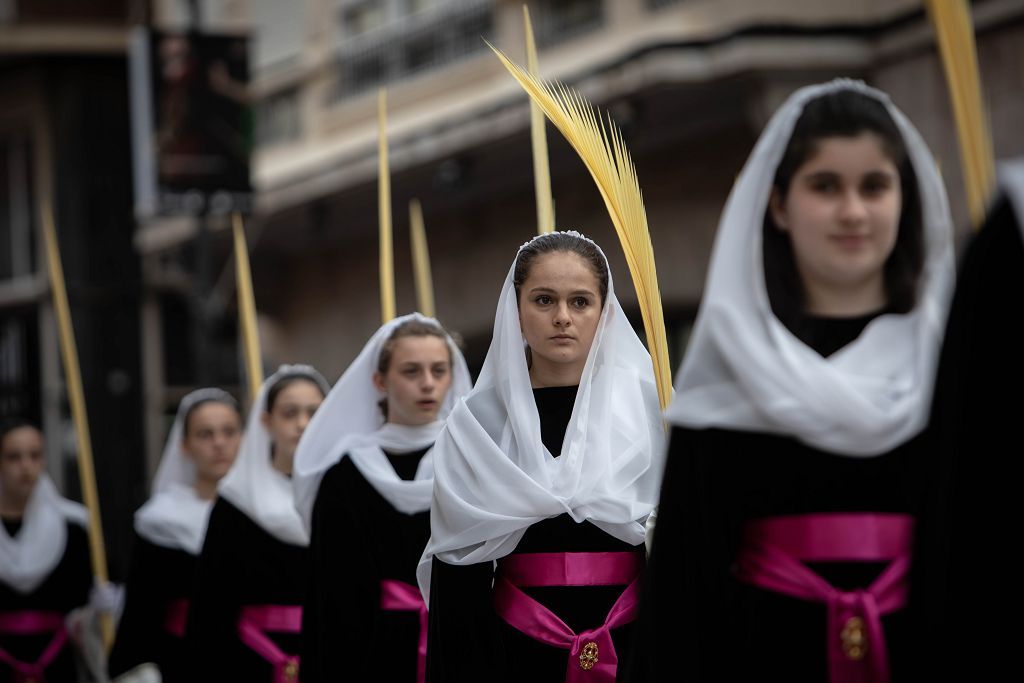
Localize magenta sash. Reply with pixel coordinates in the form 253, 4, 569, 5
493, 551, 643, 683
164, 598, 189, 638
237, 605, 302, 683
734, 513, 914, 683
379, 579, 427, 683
0, 611, 68, 682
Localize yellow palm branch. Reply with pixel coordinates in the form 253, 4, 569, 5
489, 43, 672, 409
523, 5, 555, 235
925, 0, 996, 228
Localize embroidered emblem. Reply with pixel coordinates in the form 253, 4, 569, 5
841, 616, 868, 661
579, 641, 599, 670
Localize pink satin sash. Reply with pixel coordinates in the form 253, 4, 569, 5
163, 598, 188, 638
493, 551, 643, 683
237, 605, 302, 683
0, 611, 68, 682
379, 579, 428, 683
735, 513, 914, 683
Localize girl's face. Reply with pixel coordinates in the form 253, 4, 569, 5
0, 426, 45, 506
373, 335, 453, 426
182, 402, 242, 485
262, 379, 324, 463
518, 251, 602, 383
770, 132, 902, 313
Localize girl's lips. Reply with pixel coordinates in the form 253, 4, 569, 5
831, 234, 869, 249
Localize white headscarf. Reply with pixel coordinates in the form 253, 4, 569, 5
664, 79, 955, 456
417, 231, 666, 601
293, 313, 472, 527
0, 474, 88, 594
134, 388, 238, 554
218, 365, 329, 546
1000, 157, 1024, 237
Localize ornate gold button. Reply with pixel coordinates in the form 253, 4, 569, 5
283, 660, 299, 682
579, 641, 599, 670
840, 616, 868, 661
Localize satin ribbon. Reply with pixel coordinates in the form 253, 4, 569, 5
163, 598, 188, 638
237, 605, 302, 683
379, 579, 428, 683
0, 611, 68, 683
735, 513, 914, 683
493, 551, 642, 682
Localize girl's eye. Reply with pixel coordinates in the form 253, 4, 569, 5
862, 176, 892, 196
536, 295, 553, 305
811, 178, 838, 193
572, 297, 589, 308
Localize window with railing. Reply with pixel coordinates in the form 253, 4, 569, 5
0, 131, 35, 281
530, 0, 605, 49
646, 0, 686, 9
331, 0, 494, 102
256, 87, 302, 147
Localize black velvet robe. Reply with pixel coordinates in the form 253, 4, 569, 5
427, 386, 643, 683
184, 497, 306, 682
301, 446, 431, 682
631, 313, 925, 682
0, 517, 91, 683
108, 532, 197, 681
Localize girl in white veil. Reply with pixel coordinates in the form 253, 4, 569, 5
421, 231, 665, 682
109, 389, 241, 681
0, 420, 90, 682
294, 313, 471, 683
633, 80, 955, 682
185, 366, 328, 683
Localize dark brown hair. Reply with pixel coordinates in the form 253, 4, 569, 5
183, 397, 241, 437
377, 319, 452, 418
763, 89, 924, 332
513, 232, 609, 306
0, 419, 40, 454
266, 374, 326, 413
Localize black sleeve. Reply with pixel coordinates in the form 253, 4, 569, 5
301, 462, 379, 682
65, 521, 94, 608
108, 535, 163, 676
425, 555, 500, 682
184, 500, 241, 683
910, 197, 1024, 677
629, 427, 739, 681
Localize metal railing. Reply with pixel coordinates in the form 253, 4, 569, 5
330, 0, 495, 102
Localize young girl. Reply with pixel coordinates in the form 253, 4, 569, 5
109, 389, 242, 681
294, 313, 471, 682
633, 80, 955, 681
185, 366, 328, 682
421, 231, 665, 682
0, 420, 90, 683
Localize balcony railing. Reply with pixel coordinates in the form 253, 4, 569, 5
330, 0, 495, 102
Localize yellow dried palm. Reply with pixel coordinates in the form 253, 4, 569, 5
489, 43, 672, 409
925, 0, 996, 228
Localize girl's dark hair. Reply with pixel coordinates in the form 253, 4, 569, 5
377, 319, 452, 419
183, 397, 241, 437
513, 232, 609, 306
763, 89, 925, 331
0, 419, 40, 453
266, 374, 326, 413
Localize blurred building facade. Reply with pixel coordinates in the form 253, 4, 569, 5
232, 0, 1024, 373
2, 0, 1023, 573
0, 0, 144, 576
